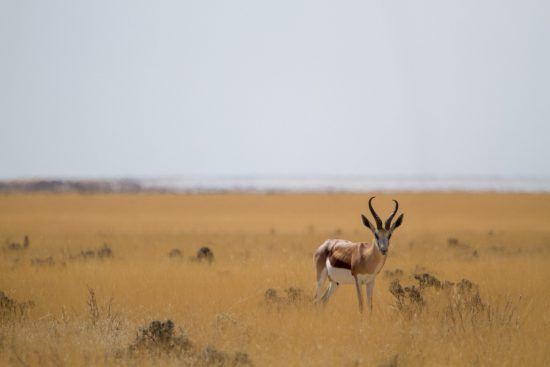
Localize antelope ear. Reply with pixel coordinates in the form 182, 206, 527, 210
361, 214, 375, 232
391, 213, 404, 230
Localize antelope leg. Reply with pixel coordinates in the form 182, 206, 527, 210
313, 268, 328, 303
354, 276, 364, 313
366, 280, 375, 312
321, 281, 338, 305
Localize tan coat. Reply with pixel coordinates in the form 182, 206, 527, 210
318, 238, 387, 277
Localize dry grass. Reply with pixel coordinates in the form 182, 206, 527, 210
0, 193, 549, 366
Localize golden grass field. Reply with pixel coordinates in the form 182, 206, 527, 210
1, 193, 549, 366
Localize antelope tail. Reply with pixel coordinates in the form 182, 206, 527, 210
313, 240, 332, 282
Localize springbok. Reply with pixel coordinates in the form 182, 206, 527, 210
313, 197, 404, 313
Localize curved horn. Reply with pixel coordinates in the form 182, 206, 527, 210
368, 196, 383, 229
385, 199, 399, 229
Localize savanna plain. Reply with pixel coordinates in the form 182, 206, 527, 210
1, 193, 549, 366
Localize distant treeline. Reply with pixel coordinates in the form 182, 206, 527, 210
0, 179, 164, 193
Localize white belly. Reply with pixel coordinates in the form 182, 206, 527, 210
326, 258, 376, 285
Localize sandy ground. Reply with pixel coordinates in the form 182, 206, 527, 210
1, 193, 549, 366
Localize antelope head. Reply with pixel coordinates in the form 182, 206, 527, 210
361, 197, 404, 256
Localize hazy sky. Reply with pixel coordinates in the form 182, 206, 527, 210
1, 1, 549, 179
